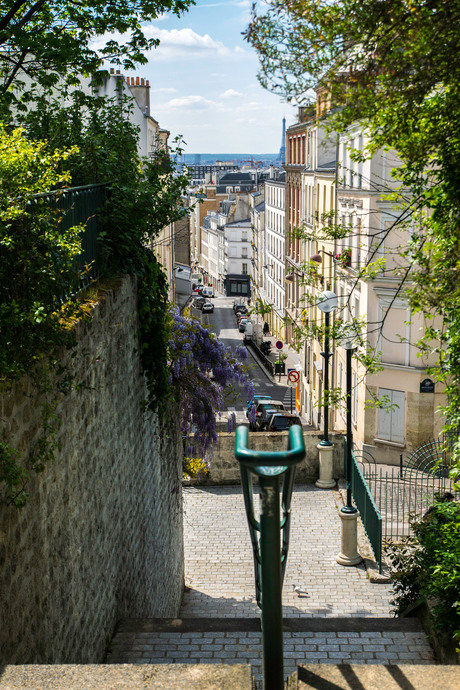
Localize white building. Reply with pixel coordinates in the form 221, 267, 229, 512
263, 172, 286, 339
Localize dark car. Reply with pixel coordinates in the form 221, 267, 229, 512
193, 297, 206, 309
251, 399, 285, 431
266, 412, 302, 432
202, 301, 214, 313
234, 304, 247, 315
246, 394, 272, 417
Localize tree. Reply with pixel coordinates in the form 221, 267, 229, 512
0, 0, 193, 116
167, 307, 254, 462
246, 0, 460, 452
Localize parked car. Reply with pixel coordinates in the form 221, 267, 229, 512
193, 297, 206, 309
237, 313, 248, 325
251, 399, 285, 431
202, 301, 214, 313
257, 408, 281, 432
238, 318, 248, 333
246, 394, 272, 417
265, 412, 302, 432
233, 303, 247, 315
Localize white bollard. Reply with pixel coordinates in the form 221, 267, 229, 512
336, 509, 362, 566
315, 443, 336, 489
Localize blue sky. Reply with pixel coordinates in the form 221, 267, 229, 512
122, 0, 297, 154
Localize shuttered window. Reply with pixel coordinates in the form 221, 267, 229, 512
377, 388, 405, 443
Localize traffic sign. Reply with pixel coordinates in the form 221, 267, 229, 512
275, 340, 283, 350
287, 370, 300, 384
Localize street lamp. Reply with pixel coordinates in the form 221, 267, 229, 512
316, 290, 338, 447
336, 338, 362, 566
315, 290, 338, 489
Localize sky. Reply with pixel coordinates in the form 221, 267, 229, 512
121, 0, 297, 154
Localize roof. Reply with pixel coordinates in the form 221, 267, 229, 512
219, 172, 253, 182
225, 218, 251, 227
255, 201, 265, 212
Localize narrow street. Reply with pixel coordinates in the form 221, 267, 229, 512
192, 294, 301, 425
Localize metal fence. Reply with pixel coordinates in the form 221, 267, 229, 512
349, 445, 383, 571
52, 184, 108, 296
360, 462, 456, 543
1, 183, 108, 305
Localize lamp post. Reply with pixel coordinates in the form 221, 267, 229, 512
315, 290, 338, 488
336, 340, 362, 566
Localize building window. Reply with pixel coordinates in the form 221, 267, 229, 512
242, 248, 248, 258
377, 388, 405, 443
242, 263, 248, 274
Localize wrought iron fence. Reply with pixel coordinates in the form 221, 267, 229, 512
349, 444, 383, 572
53, 184, 108, 297
361, 463, 456, 543
1, 183, 108, 304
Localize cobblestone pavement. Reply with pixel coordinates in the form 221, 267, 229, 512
108, 484, 436, 685
107, 630, 435, 681
182, 484, 392, 618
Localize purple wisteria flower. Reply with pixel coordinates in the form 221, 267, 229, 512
167, 306, 254, 464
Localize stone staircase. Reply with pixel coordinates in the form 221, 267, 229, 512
103, 484, 454, 688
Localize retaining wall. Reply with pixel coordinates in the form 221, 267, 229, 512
203, 431, 345, 484
0, 276, 184, 663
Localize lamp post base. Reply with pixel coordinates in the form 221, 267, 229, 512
315, 443, 336, 489
336, 508, 362, 566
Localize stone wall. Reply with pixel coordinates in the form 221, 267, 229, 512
0, 276, 184, 664
200, 431, 345, 485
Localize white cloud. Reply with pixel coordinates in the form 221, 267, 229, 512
220, 89, 243, 99
165, 95, 217, 110
143, 26, 235, 59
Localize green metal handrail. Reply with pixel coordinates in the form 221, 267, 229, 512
347, 439, 383, 572
235, 425, 306, 690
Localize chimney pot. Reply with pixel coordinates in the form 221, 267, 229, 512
136, 76, 140, 85
110, 68, 114, 75
116, 70, 120, 75
141, 78, 145, 86
146, 80, 150, 87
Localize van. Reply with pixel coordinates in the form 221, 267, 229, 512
202, 286, 214, 298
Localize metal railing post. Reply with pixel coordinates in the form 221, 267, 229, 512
259, 473, 283, 689
235, 425, 306, 690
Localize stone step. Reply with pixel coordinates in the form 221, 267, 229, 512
0, 664, 254, 689
107, 617, 435, 684
286, 664, 460, 689
114, 616, 425, 634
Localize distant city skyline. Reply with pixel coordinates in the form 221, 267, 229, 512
98, 0, 297, 154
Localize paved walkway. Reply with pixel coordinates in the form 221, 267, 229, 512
107, 484, 436, 685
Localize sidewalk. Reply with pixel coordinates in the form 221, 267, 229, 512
107, 485, 435, 684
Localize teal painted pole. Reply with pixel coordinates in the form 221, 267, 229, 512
235, 426, 306, 690
259, 474, 283, 689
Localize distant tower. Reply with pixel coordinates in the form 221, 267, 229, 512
278, 116, 286, 163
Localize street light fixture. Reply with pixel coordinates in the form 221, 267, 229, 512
316, 290, 338, 447
336, 338, 362, 567
315, 290, 338, 489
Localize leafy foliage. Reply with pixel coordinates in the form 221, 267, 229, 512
387, 498, 460, 648
246, 0, 460, 451
168, 306, 254, 461
0, 125, 82, 380
25, 88, 191, 415
0, 0, 194, 118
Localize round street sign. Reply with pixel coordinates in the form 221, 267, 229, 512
288, 370, 300, 384
275, 340, 283, 350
